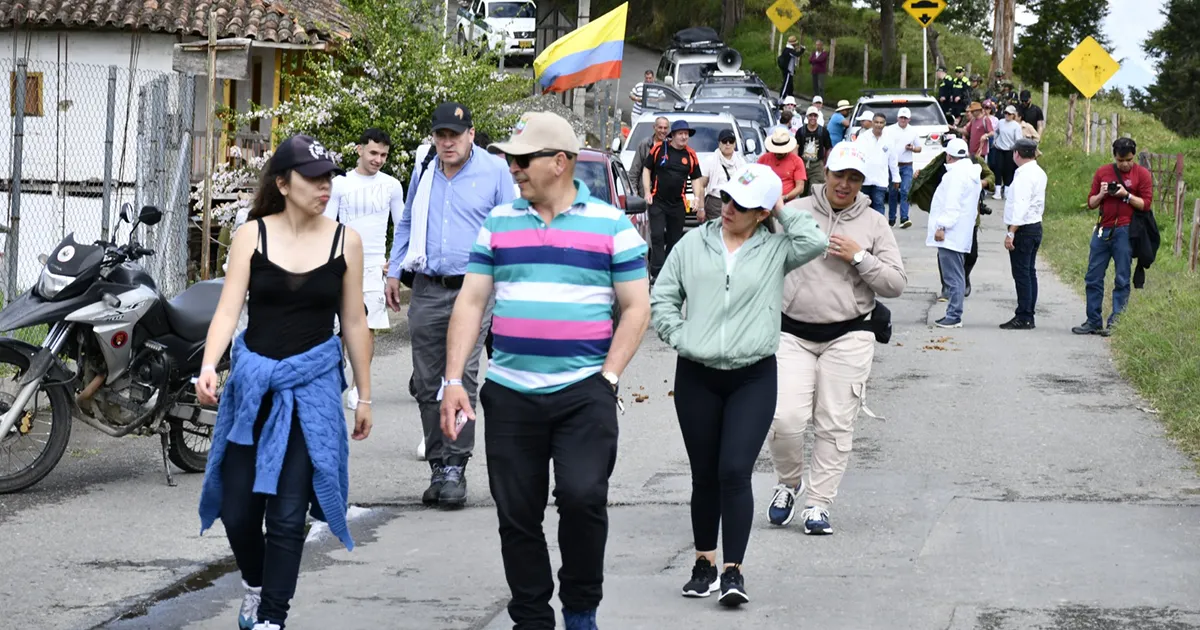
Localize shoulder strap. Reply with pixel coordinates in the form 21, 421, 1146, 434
255, 217, 267, 258
1112, 162, 1122, 183
329, 224, 345, 262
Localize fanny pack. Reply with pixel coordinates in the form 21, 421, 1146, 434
867, 301, 892, 344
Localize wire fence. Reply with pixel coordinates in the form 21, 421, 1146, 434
2, 57, 194, 301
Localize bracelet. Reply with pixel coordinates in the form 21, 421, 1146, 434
357, 399, 372, 405
200, 364, 217, 374
444, 378, 463, 387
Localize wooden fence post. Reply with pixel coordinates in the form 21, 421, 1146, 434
1099, 117, 1107, 149
1111, 114, 1119, 141
900, 53, 907, 88
863, 44, 869, 86
829, 38, 836, 75
1191, 199, 1200, 273
1066, 94, 1076, 146
1043, 81, 1049, 127
1176, 154, 1187, 256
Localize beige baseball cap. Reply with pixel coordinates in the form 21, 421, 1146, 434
488, 112, 581, 156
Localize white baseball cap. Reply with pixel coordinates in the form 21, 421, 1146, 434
1004, 105, 1018, 115
897, 107, 912, 119
946, 138, 970, 158
783, 96, 797, 106
723, 164, 784, 211
825, 142, 868, 175
813, 95, 824, 104
856, 110, 875, 122
805, 106, 821, 116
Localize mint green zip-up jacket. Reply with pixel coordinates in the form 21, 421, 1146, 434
651, 207, 829, 370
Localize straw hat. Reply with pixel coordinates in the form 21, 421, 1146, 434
765, 128, 798, 154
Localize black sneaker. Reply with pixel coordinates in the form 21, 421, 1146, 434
999, 318, 1035, 330
421, 460, 446, 505
718, 566, 749, 607
438, 457, 468, 508
681, 556, 719, 598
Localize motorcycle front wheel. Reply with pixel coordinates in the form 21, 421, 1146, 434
0, 346, 73, 494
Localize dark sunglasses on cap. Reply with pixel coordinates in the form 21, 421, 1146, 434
719, 138, 736, 145
719, 191, 760, 213
506, 150, 572, 169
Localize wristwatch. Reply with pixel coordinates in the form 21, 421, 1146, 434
601, 371, 620, 391
851, 250, 866, 266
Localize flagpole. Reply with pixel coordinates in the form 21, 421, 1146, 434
574, 0, 592, 118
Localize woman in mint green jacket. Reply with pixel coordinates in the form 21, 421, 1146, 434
650, 163, 827, 607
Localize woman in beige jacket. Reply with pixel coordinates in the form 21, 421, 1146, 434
765, 142, 908, 534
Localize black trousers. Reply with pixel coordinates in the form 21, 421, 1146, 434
649, 201, 686, 278
1009, 222, 1042, 322
673, 356, 778, 565
221, 401, 313, 628
482, 375, 619, 629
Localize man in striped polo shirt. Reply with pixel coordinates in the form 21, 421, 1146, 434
440, 112, 651, 630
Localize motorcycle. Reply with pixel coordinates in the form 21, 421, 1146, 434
0, 203, 227, 493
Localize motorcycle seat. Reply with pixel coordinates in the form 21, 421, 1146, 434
164, 279, 224, 342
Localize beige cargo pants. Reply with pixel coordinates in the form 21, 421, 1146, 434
767, 330, 874, 509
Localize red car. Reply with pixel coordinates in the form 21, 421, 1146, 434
576, 148, 649, 243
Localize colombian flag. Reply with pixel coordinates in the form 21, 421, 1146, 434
534, 3, 627, 93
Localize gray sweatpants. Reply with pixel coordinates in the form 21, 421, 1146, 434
408, 274, 492, 462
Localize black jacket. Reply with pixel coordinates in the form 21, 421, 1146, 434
1129, 209, 1161, 267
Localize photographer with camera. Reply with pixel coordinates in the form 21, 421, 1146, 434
777, 36, 805, 99
1072, 137, 1153, 337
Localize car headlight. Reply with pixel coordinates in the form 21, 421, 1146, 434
37, 268, 72, 299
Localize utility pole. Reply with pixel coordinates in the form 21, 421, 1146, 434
573, 0, 591, 118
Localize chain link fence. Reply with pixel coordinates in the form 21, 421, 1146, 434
2, 57, 194, 301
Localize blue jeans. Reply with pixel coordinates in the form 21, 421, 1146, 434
1009, 222, 1042, 323
938, 248, 966, 322
862, 185, 887, 216
1085, 225, 1132, 328
888, 164, 913, 223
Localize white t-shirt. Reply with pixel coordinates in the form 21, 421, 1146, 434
323, 169, 406, 265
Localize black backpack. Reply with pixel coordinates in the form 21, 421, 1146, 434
778, 50, 791, 72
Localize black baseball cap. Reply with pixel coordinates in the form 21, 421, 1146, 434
1020, 89, 1032, 101
269, 135, 343, 178
432, 102, 474, 133
718, 129, 736, 143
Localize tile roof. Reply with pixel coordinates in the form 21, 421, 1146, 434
0, 0, 353, 46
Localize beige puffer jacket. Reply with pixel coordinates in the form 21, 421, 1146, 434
782, 186, 908, 323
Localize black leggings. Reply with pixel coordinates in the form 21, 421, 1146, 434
673, 356, 777, 565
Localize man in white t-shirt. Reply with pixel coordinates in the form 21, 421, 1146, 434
325, 128, 406, 330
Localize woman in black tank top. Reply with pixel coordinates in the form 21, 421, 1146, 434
194, 135, 374, 630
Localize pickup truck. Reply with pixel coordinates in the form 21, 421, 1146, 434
456, 0, 537, 59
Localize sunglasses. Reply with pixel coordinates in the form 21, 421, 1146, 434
720, 191, 761, 213
506, 150, 567, 169
719, 138, 735, 145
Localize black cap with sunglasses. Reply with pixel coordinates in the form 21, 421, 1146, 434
718, 129, 736, 144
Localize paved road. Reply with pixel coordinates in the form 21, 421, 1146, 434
0, 195, 1185, 629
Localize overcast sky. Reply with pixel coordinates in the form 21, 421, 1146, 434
1015, 0, 1165, 92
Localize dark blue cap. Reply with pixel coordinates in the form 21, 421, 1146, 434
670, 120, 695, 136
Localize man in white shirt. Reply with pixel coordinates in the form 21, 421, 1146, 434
630, 69, 656, 119
927, 138, 982, 328
1000, 138, 1046, 330
853, 111, 894, 215
886, 107, 922, 229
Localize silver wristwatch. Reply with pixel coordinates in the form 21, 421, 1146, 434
851, 250, 866, 266
601, 371, 619, 390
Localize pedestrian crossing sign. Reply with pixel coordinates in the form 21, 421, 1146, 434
766, 0, 802, 33
902, 0, 946, 29
1057, 36, 1120, 99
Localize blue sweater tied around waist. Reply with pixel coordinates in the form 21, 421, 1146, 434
198, 334, 354, 550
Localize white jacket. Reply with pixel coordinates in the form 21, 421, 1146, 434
854, 129, 897, 188
926, 158, 981, 254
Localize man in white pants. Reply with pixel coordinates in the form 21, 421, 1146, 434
324, 128, 406, 405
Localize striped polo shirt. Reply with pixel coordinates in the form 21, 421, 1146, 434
467, 179, 648, 394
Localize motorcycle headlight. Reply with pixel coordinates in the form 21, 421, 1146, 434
37, 268, 72, 299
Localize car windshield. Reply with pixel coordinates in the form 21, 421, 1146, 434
488, 1, 535, 18
626, 120, 735, 153
860, 101, 947, 126
689, 103, 772, 129
692, 84, 769, 100
575, 160, 611, 204
676, 62, 718, 86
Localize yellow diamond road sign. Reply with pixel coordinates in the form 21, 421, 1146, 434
767, 0, 802, 33
1057, 36, 1120, 99
903, 0, 946, 29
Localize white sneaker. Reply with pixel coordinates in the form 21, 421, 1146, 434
253, 623, 282, 630
416, 437, 426, 461
346, 386, 359, 410
993, 187, 1003, 200
237, 581, 261, 629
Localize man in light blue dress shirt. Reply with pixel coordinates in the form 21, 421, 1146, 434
386, 102, 515, 509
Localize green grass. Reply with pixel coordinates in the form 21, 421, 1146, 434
1035, 95, 1200, 461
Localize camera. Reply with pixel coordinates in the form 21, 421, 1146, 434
1107, 181, 1120, 194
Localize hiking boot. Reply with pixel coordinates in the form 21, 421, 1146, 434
438, 457, 468, 508
801, 505, 833, 535
237, 581, 261, 629
718, 566, 749, 607
563, 607, 598, 630
422, 460, 446, 505
681, 556, 720, 598
1071, 322, 1104, 335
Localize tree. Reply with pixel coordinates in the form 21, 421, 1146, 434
939, 0, 993, 42
1142, 0, 1200, 137
721, 0, 745, 40
1013, 0, 1111, 95
879, 0, 897, 78
990, 0, 1015, 76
